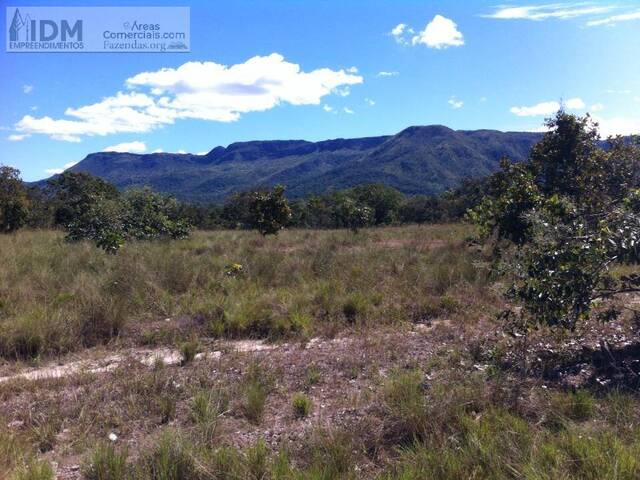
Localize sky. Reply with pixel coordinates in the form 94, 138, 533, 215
2, 0, 640, 181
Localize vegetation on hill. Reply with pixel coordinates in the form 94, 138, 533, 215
47, 126, 540, 203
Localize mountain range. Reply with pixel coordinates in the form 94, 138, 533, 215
59, 125, 543, 203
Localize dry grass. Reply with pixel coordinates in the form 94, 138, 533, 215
0, 225, 638, 479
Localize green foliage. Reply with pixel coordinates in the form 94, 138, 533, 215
122, 188, 191, 240
249, 184, 292, 235
291, 392, 312, 419
0, 165, 30, 233
471, 111, 640, 329
48, 173, 192, 252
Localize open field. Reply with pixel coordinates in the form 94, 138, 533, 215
1, 225, 639, 479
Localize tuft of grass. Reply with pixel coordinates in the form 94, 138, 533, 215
136, 430, 198, 480
292, 392, 313, 419
189, 388, 228, 442
179, 339, 199, 365
83, 442, 129, 480
242, 362, 272, 425
11, 461, 54, 480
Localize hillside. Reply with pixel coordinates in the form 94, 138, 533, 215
60, 126, 542, 203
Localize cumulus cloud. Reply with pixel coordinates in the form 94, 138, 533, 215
510, 98, 585, 117
343, 107, 355, 114
587, 10, 640, 26
22, 85, 33, 94
103, 140, 147, 153
411, 15, 464, 49
377, 71, 399, 77
14, 54, 362, 142
364, 98, 375, 106
44, 161, 78, 175
448, 97, 464, 109
389, 15, 463, 49
590, 103, 605, 112
592, 115, 640, 137
483, 4, 615, 21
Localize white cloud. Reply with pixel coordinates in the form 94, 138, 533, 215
510, 98, 585, 116
103, 140, 147, 153
22, 85, 33, 94
152, 148, 164, 153
587, 10, 640, 26
7, 134, 30, 141
343, 107, 355, 114
592, 115, 640, 137
176, 149, 187, 154
448, 97, 464, 109
390, 23, 412, 44
479, 96, 488, 102
44, 161, 78, 175
483, 4, 615, 21
197, 151, 209, 155
365, 98, 376, 106
377, 71, 399, 77
590, 103, 605, 112
411, 15, 464, 49
323, 104, 334, 113
15, 54, 363, 142
334, 86, 351, 97
565, 97, 586, 109
346, 66, 358, 74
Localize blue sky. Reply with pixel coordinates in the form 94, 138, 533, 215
2, 0, 640, 181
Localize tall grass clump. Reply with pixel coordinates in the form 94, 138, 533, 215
83, 442, 129, 480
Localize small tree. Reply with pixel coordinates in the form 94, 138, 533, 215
333, 195, 374, 233
471, 111, 640, 330
249, 185, 292, 235
0, 165, 29, 233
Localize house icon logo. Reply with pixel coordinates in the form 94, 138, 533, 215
9, 8, 32, 42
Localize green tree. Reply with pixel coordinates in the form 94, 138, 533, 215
349, 184, 404, 225
249, 185, 292, 235
471, 111, 640, 329
332, 194, 374, 233
0, 165, 29, 233
122, 188, 192, 240
48, 172, 120, 227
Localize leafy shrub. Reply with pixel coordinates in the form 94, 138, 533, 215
0, 166, 29, 234
248, 185, 292, 236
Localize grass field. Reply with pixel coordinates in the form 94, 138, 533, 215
1, 225, 639, 479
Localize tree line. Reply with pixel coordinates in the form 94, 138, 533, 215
0, 165, 485, 249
